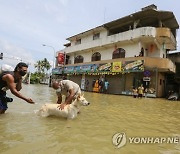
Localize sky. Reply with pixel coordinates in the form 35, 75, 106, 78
0, 0, 180, 72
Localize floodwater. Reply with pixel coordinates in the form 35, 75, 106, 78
0, 84, 179, 154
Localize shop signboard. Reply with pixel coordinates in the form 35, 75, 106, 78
63, 60, 144, 74
57, 53, 65, 64
74, 64, 99, 73
90, 64, 99, 72
64, 66, 74, 74
112, 62, 122, 72
143, 70, 151, 77
123, 60, 144, 72
97, 63, 111, 72
63, 64, 99, 74
143, 77, 151, 81
52, 68, 62, 75
74, 66, 81, 73
79, 65, 93, 73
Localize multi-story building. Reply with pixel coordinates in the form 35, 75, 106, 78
167, 52, 180, 95
53, 4, 179, 98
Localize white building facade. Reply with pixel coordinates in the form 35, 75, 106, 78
53, 5, 179, 97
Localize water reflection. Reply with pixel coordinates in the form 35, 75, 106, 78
0, 84, 179, 154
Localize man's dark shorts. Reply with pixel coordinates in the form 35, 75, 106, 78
0, 98, 8, 110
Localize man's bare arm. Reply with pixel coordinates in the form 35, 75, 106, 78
58, 89, 75, 110
3, 74, 34, 103
64, 89, 75, 104
57, 94, 62, 104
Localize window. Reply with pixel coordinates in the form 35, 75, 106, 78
75, 39, 81, 45
112, 48, 126, 59
91, 52, 101, 61
93, 33, 100, 40
74, 55, 84, 64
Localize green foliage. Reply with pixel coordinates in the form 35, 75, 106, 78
34, 58, 51, 73
30, 72, 43, 84
31, 58, 51, 84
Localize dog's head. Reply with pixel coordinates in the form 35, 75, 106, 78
36, 104, 49, 117
77, 94, 90, 106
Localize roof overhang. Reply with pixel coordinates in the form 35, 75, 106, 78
104, 9, 179, 31
66, 8, 179, 42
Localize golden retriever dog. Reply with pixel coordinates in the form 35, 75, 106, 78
36, 94, 90, 119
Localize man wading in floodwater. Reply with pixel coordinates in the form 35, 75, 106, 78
52, 80, 81, 110
0, 62, 35, 114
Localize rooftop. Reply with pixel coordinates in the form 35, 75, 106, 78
66, 4, 179, 41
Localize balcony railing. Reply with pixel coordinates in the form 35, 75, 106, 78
156, 28, 176, 49
64, 27, 176, 53
64, 27, 157, 53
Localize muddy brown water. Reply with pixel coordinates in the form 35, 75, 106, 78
0, 84, 179, 154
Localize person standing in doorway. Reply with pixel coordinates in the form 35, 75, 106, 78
132, 87, 138, 98
104, 79, 109, 93
138, 84, 144, 98
93, 79, 99, 92
85, 79, 89, 91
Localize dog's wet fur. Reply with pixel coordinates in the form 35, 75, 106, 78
36, 94, 90, 119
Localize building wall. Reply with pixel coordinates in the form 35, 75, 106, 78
70, 29, 108, 46
62, 26, 177, 65
157, 73, 165, 97
69, 43, 141, 64
66, 43, 167, 66
64, 27, 157, 54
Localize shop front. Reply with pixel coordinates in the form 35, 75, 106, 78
60, 59, 160, 97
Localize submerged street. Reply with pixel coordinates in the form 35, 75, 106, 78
0, 84, 179, 154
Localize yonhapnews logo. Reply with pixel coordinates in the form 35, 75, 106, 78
112, 132, 180, 149
112, 132, 127, 148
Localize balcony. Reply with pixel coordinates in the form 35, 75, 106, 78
64, 27, 176, 54
156, 28, 176, 49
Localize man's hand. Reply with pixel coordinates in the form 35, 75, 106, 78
25, 98, 35, 104
57, 103, 67, 110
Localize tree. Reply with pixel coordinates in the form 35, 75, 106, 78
42, 58, 51, 73
31, 58, 51, 84
34, 60, 43, 73
34, 58, 51, 73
